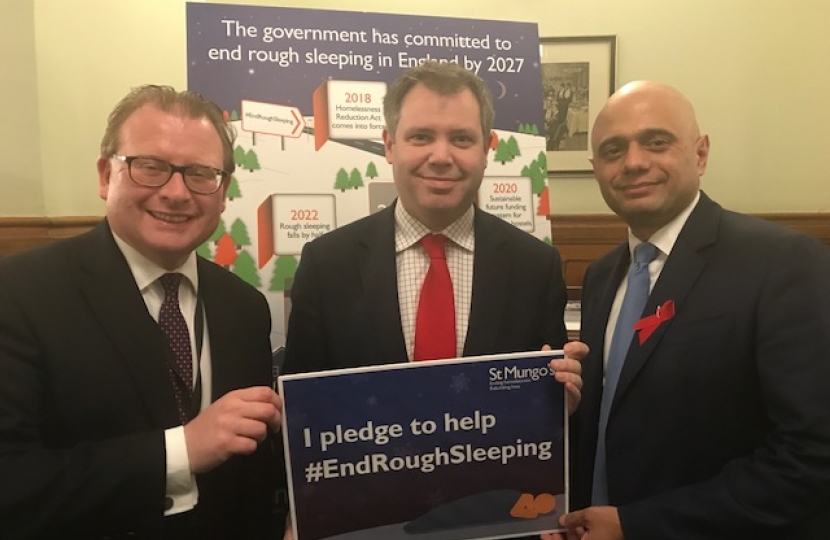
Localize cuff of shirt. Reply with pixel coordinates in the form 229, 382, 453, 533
164, 426, 198, 516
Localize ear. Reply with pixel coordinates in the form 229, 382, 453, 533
382, 128, 394, 164
695, 135, 710, 176
218, 175, 229, 213
97, 157, 112, 201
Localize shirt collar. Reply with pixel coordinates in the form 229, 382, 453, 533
111, 232, 199, 294
394, 202, 475, 253
627, 190, 701, 258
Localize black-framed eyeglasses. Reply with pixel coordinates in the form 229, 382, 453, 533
112, 155, 227, 195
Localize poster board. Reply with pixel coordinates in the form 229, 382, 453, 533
187, 4, 548, 348
279, 350, 567, 540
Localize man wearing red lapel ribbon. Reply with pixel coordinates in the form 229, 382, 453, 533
547, 81, 830, 540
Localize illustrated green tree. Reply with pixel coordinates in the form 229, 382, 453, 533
233, 250, 261, 288
230, 110, 240, 121
521, 157, 547, 195
349, 168, 364, 189
233, 145, 247, 167
517, 123, 527, 134
537, 151, 547, 171
521, 159, 536, 179
365, 162, 379, 179
229, 218, 251, 249
244, 149, 261, 172
209, 218, 227, 245
494, 140, 513, 164
334, 168, 350, 191
529, 162, 546, 195
269, 255, 299, 291
226, 175, 242, 200
529, 124, 540, 135
196, 242, 212, 260
506, 136, 521, 158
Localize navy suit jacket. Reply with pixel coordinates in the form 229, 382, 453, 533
283, 203, 568, 373
572, 193, 830, 539
0, 222, 278, 539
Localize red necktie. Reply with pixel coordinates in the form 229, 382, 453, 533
158, 273, 193, 423
414, 234, 456, 361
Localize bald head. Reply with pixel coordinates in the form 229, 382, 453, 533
592, 81, 701, 156
589, 81, 710, 240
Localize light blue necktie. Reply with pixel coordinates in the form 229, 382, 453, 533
592, 241, 658, 505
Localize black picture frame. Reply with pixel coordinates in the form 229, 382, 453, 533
541, 35, 617, 176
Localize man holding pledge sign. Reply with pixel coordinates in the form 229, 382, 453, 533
282, 61, 586, 539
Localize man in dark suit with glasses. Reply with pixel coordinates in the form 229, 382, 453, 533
0, 85, 284, 539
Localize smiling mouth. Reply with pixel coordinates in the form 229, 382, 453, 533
619, 180, 660, 192
422, 176, 460, 183
150, 211, 191, 223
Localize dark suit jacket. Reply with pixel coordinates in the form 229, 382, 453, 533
282, 204, 567, 540
283, 203, 568, 373
0, 222, 278, 540
572, 193, 830, 539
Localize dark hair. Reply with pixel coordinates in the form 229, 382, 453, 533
100, 85, 235, 174
383, 61, 494, 146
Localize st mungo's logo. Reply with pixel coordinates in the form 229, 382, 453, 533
488, 363, 555, 391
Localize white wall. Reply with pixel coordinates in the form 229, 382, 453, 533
2, 0, 828, 216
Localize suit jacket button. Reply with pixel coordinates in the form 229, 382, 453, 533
165, 496, 174, 511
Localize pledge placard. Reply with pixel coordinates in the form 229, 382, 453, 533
279, 350, 567, 540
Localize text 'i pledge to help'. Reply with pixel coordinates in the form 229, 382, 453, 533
303, 410, 497, 452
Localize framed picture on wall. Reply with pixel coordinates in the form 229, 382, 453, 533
541, 35, 617, 176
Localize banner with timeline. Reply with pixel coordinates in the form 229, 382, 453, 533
187, 4, 549, 348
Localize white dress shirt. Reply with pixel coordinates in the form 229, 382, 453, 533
603, 191, 701, 373
395, 204, 475, 360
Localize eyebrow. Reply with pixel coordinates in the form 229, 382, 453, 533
597, 128, 678, 153
403, 126, 479, 138
448, 128, 479, 138
636, 128, 677, 142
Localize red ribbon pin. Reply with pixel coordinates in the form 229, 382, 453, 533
633, 300, 675, 345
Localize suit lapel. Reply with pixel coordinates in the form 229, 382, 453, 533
612, 194, 721, 408
78, 222, 180, 428
200, 261, 232, 399
359, 206, 408, 363
463, 211, 511, 356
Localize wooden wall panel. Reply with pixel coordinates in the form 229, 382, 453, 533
0, 217, 101, 258
2, 214, 828, 301
549, 215, 626, 301
551, 213, 830, 299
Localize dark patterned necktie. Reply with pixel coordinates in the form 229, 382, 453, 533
159, 273, 193, 423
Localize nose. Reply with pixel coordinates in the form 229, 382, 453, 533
428, 139, 453, 166
622, 143, 650, 174
159, 171, 191, 199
